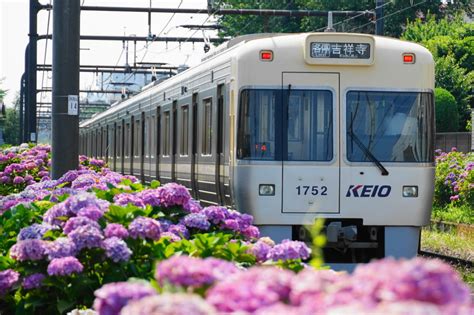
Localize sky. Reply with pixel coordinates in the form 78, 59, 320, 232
0, 0, 218, 106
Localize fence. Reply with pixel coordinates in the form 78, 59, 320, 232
435, 132, 472, 153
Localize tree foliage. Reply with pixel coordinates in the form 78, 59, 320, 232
402, 15, 474, 130
2, 96, 20, 145
215, 0, 472, 38
434, 88, 459, 132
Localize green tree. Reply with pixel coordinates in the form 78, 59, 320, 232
434, 87, 459, 132
402, 15, 474, 130
215, 0, 472, 38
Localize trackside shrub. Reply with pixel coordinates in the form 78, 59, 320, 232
434, 87, 459, 132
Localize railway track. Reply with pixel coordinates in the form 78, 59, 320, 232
418, 250, 473, 268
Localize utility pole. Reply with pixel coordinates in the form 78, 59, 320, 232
375, 0, 384, 36
51, 0, 80, 179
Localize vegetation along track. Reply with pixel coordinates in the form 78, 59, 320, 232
418, 250, 473, 268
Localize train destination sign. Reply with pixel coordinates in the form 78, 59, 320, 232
310, 42, 371, 59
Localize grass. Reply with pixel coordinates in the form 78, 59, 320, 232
431, 204, 474, 224
421, 228, 473, 290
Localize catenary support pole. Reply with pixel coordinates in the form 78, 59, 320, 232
51, 0, 80, 179
375, 0, 384, 36
27, 0, 39, 143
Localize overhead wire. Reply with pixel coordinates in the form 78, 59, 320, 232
315, 0, 394, 32
348, 0, 429, 33
122, 0, 184, 83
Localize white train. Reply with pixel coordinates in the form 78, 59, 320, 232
80, 32, 435, 265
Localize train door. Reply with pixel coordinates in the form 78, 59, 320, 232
172, 101, 178, 182
281, 72, 339, 213
216, 84, 226, 205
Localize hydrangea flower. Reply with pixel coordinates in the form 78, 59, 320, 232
22, 273, 46, 290
77, 206, 105, 221
206, 266, 294, 313
45, 237, 78, 260
350, 258, 471, 306
0, 269, 20, 295
102, 237, 132, 263
249, 238, 273, 262
43, 203, 70, 226
10, 239, 48, 261
47, 256, 84, 276
63, 216, 101, 235
268, 239, 311, 261
64, 192, 110, 216
155, 183, 192, 207
202, 206, 227, 224
155, 256, 239, 288
120, 294, 217, 315
113, 193, 145, 208
68, 224, 104, 250
182, 213, 210, 230
183, 198, 202, 213
104, 223, 129, 239
17, 223, 56, 241
167, 224, 190, 239
128, 217, 161, 240
93, 282, 157, 315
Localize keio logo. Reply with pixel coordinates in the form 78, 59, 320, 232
346, 185, 391, 197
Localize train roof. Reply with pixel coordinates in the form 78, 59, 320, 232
80, 32, 432, 129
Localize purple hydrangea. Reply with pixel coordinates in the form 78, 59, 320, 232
22, 273, 46, 290
13, 176, 25, 184
241, 225, 260, 239
104, 223, 129, 239
183, 198, 203, 213
128, 217, 161, 240
93, 282, 157, 315
17, 223, 56, 241
202, 206, 227, 224
63, 216, 101, 235
113, 193, 145, 208
102, 237, 132, 263
120, 294, 217, 315
45, 237, 77, 260
47, 256, 84, 276
156, 183, 191, 207
182, 213, 210, 230
0, 269, 20, 295
136, 189, 160, 207
249, 238, 274, 262
77, 206, 105, 221
350, 257, 472, 306
64, 192, 110, 216
10, 239, 48, 261
160, 232, 182, 242
267, 239, 311, 261
155, 256, 239, 288
43, 203, 70, 226
167, 224, 190, 239
68, 224, 104, 250
206, 266, 294, 313
290, 268, 348, 307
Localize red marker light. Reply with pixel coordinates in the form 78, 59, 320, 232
260, 50, 273, 61
403, 53, 415, 64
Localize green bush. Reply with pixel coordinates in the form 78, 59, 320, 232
434, 88, 459, 132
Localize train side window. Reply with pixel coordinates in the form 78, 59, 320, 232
202, 98, 212, 155
151, 114, 156, 158
117, 125, 122, 158
163, 111, 171, 156
180, 105, 189, 156
134, 118, 140, 158
125, 122, 131, 158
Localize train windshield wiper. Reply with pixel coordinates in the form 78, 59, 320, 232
349, 130, 389, 176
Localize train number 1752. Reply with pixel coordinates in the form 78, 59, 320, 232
296, 186, 328, 196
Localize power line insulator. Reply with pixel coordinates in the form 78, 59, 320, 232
204, 43, 210, 53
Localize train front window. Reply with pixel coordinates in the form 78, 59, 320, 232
346, 91, 434, 163
237, 89, 279, 160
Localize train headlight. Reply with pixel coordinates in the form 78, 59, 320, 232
259, 184, 275, 196
402, 186, 418, 198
